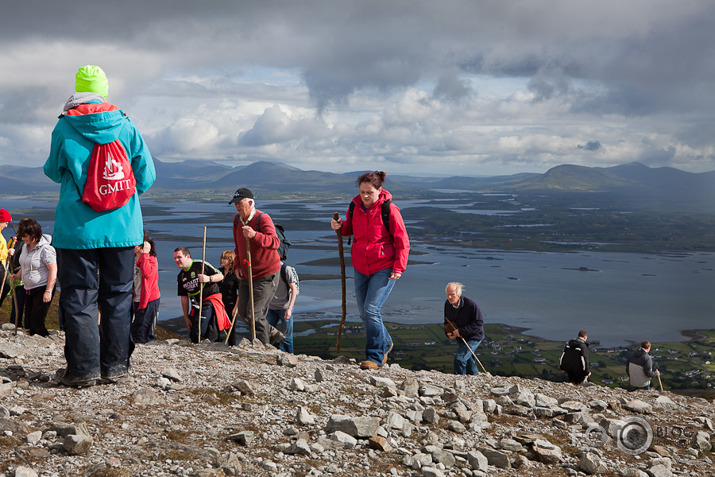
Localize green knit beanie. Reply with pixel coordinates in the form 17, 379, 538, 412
75, 65, 109, 98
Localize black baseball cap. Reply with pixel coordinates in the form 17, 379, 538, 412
229, 188, 255, 204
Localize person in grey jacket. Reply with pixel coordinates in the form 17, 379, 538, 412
626, 340, 660, 390
9, 219, 56, 337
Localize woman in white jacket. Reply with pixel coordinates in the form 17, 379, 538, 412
10, 219, 57, 337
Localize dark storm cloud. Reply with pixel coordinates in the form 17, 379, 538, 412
3, 1, 714, 115
578, 141, 602, 152
2, 1, 715, 172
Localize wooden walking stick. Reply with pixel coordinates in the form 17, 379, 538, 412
657, 372, 664, 392
224, 304, 241, 346
333, 212, 347, 354
445, 316, 488, 374
198, 226, 207, 343
245, 236, 256, 341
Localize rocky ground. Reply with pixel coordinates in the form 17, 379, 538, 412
0, 324, 713, 477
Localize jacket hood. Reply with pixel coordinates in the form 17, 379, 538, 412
632, 348, 647, 359
37, 234, 52, 248
568, 338, 589, 348
61, 101, 125, 144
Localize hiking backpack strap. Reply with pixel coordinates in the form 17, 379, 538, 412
348, 200, 392, 233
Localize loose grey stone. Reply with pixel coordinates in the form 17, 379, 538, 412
654, 395, 676, 411
478, 447, 510, 469
290, 377, 306, 391
624, 399, 652, 414
691, 430, 711, 451
0, 382, 15, 399
14, 467, 38, 477
467, 450, 489, 472
326, 414, 379, 438
447, 420, 466, 434
400, 378, 419, 397
370, 376, 397, 388
228, 431, 254, 446
314, 368, 326, 382
26, 430, 42, 444
161, 367, 183, 382
326, 430, 358, 449
420, 467, 445, 477
285, 438, 311, 455
532, 439, 562, 464
422, 407, 439, 425
276, 353, 298, 367
232, 380, 254, 395
63, 434, 93, 455
419, 384, 443, 397
647, 464, 673, 477
297, 406, 316, 425
579, 450, 608, 475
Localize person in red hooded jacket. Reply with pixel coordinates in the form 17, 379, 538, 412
331, 171, 410, 369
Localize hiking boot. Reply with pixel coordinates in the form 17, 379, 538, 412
382, 342, 393, 366
56, 369, 97, 389
269, 327, 284, 345
360, 360, 380, 370
99, 371, 129, 385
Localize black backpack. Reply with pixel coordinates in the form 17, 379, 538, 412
234, 212, 291, 260
348, 199, 392, 233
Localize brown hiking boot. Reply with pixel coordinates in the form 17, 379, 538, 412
382, 342, 393, 366
360, 360, 380, 370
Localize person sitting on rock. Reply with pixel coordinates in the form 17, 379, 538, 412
559, 330, 591, 385
626, 340, 659, 391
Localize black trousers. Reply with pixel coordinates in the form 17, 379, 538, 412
25, 286, 53, 337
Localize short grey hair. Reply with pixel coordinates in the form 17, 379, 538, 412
445, 282, 464, 295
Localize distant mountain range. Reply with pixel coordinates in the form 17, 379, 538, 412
3, 159, 714, 211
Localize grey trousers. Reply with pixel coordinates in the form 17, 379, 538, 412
238, 272, 279, 344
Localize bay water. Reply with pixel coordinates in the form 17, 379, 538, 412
3, 196, 713, 347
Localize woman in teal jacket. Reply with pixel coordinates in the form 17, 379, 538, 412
44, 65, 156, 388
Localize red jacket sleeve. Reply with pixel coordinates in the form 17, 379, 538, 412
388, 203, 410, 275
137, 254, 159, 309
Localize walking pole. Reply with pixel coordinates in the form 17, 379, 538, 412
224, 304, 240, 346
657, 372, 664, 392
245, 237, 256, 341
198, 226, 207, 343
4, 237, 20, 335
444, 316, 488, 374
333, 212, 347, 354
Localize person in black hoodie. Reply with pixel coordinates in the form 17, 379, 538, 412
559, 330, 591, 385
627, 340, 659, 390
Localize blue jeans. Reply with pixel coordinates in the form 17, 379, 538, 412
354, 268, 395, 365
57, 247, 134, 380
454, 339, 482, 375
267, 308, 293, 353
190, 302, 218, 343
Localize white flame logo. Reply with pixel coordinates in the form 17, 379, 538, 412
102, 151, 125, 181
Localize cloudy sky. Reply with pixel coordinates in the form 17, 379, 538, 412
1, 0, 714, 176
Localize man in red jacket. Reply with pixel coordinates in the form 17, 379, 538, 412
230, 188, 281, 345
